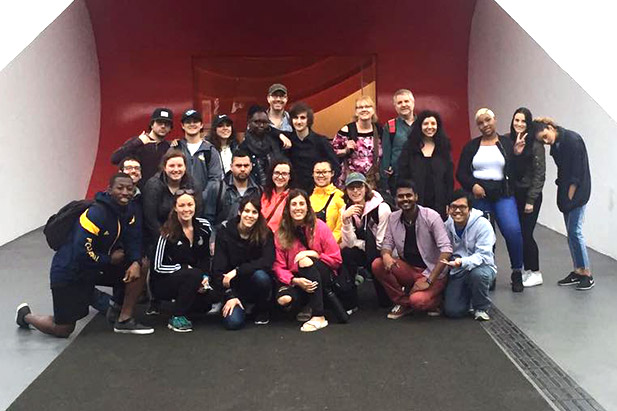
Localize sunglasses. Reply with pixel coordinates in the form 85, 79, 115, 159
175, 189, 195, 197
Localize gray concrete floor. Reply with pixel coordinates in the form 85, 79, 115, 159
0, 229, 94, 411
492, 225, 616, 411
1, 225, 615, 410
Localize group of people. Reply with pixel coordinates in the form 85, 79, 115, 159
15, 83, 593, 337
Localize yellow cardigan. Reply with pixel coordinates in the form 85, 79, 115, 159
310, 184, 345, 243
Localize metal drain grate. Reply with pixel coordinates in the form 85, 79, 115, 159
482, 307, 605, 411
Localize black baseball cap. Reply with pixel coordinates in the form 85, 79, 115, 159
151, 108, 173, 123
181, 109, 203, 123
211, 114, 233, 128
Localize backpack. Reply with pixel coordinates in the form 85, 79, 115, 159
44, 200, 94, 250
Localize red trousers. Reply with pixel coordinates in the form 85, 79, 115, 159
372, 258, 446, 311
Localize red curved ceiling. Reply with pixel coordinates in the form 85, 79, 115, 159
85, 0, 476, 194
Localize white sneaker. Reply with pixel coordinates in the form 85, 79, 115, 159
474, 310, 490, 321
523, 271, 543, 287
521, 270, 531, 283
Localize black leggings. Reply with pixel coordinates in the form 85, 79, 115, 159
277, 260, 332, 316
515, 191, 542, 272
341, 246, 391, 308
151, 268, 213, 316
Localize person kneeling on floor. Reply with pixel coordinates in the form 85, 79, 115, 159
16, 173, 153, 337
273, 189, 347, 332
372, 179, 452, 319
151, 189, 219, 333
213, 196, 276, 330
442, 189, 497, 321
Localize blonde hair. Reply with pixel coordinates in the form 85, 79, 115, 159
353, 96, 378, 123
474, 108, 496, 121
533, 117, 558, 128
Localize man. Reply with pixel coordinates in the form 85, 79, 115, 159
111, 108, 173, 184
266, 83, 292, 132
381, 89, 415, 193
310, 160, 345, 243
287, 102, 340, 193
372, 179, 452, 319
204, 149, 262, 226
176, 109, 224, 195
442, 189, 497, 321
239, 106, 286, 186
16, 173, 154, 336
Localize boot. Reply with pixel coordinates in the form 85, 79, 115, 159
325, 290, 349, 323
511, 270, 524, 293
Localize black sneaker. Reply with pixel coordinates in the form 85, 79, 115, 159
576, 276, 595, 291
511, 270, 524, 293
15, 303, 31, 329
254, 312, 270, 325
557, 272, 582, 286
113, 318, 154, 335
145, 300, 161, 316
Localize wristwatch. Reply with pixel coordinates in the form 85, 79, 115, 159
426, 277, 433, 285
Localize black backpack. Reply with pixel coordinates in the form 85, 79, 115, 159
44, 200, 94, 250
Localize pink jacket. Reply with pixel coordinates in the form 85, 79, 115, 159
273, 219, 342, 285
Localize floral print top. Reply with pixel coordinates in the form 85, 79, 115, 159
331, 123, 381, 185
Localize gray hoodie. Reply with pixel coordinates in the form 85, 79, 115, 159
444, 208, 496, 276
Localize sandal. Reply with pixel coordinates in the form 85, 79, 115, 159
300, 318, 328, 332
295, 306, 312, 322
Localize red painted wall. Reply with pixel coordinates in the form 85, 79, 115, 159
85, 0, 476, 194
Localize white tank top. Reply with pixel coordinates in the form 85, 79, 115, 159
472, 145, 505, 180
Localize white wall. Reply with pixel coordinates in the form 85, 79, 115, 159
0, 0, 100, 246
468, 0, 617, 259
0, 0, 74, 72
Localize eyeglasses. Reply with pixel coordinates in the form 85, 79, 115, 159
252, 120, 270, 125
314, 170, 332, 176
123, 166, 141, 171
273, 171, 290, 178
356, 105, 373, 110
449, 204, 469, 211
175, 189, 195, 197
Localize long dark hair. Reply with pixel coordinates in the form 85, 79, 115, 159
160, 190, 196, 242
407, 110, 451, 159
237, 196, 271, 246
207, 120, 237, 152
264, 158, 292, 200
278, 189, 316, 250
509, 107, 534, 156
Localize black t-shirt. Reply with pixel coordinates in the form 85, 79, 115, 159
403, 220, 427, 268
421, 155, 436, 210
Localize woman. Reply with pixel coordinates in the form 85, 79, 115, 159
207, 114, 238, 174
340, 172, 392, 308
331, 96, 382, 188
456, 108, 524, 292
143, 150, 202, 249
261, 159, 292, 232
287, 102, 340, 193
309, 160, 345, 243
273, 189, 346, 332
507, 108, 546, 287
533, 117, 594, 290
151, 190, 217, 332
212, 197, 276, 329
397, 110, 454, 219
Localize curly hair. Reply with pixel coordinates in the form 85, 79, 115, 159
406, 110, 451, 159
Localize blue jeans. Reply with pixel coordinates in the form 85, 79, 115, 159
474, 196, 523, 270
563, 206, 590, 269
222, 270, 273, 330
444, 265, 496, 317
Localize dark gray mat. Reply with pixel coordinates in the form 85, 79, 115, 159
9, 291, 553, 411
